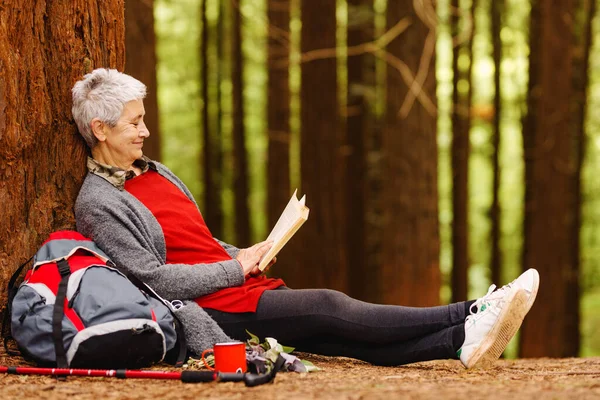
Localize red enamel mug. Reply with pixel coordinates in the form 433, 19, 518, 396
201, 341, 247, 373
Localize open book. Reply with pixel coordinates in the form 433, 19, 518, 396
257, 189, 310, 271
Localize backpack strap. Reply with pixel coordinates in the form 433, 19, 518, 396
51, 258, 71, 368
172, 318, 188, 367
2, 256, 34, 355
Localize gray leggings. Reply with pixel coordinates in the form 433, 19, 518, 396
204, 288, 474, 366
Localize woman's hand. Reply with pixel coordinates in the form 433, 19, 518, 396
236, 240, 273, 276
265, 256, 277, 271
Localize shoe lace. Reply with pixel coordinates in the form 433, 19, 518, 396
466, 284, 499, 323
486, 281, 515, 302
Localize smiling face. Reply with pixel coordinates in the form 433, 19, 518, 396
91, 99, 149, 170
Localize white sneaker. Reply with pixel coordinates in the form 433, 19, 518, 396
486, 268, 540, 313
458, 286, 528, 369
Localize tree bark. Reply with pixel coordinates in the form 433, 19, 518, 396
346, 0, 375, 301
520, 0, 580, 357
267, 0, 291, 232
125, 0, 161, 161
381, 1, 440, 306
279, 0, 347, 291
231, 0, 251, 247
0, 0, 125, 307
450, 0, 473, 303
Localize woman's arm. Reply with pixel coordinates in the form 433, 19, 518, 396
76, 195, 245, 301
215, 239, 240, 258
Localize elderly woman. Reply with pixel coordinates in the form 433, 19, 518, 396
73, 68, 539, 368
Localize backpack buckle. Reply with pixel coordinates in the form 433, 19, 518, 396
57, 259, 71, 277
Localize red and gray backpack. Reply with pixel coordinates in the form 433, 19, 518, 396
2, 231, 185, 369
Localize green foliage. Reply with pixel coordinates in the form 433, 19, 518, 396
581, 10, 600, 294
155, 0, 269, 244
581, 288, 600, 357
155, 0, 202, 198
155, 0, 600, 356
241, 0, 268, 242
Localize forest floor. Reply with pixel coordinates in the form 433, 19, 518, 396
1, 348, 599, 400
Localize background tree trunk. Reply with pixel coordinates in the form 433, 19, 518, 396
563, 0, 595, 357
520, 0, 579, 357
364, 1, 386, 303
0, 0, 125, 308
490, 0, 503, 290
381, 1, 440, 306
125, 0, 160, 161
279, 0, 347, 291
346, 0, 374, 301
214, 0, 226, 239
267, 0, 291, 232
450, 0, 474, 302
231, 0, 251, 247
200, 0, 224, 238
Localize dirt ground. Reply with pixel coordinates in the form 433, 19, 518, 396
1, 348, 599, 400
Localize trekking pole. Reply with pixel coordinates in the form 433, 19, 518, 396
0, 356, 284, 387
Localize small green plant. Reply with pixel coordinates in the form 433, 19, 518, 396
185, 330, 319, 373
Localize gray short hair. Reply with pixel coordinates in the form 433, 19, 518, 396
71, 68, 147, 148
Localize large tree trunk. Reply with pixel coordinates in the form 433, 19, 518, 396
125, 0, 160, 161
267, 0, 291, 232
0, 1, 125, 308
450, 0, 473, 303
520, 0, 580, 357
231, 0, 251, 247
279, 0, 347, 291
346, 0, 374, 301
381, 2, 440, 306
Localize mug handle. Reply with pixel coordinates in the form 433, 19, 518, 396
200, 348, 215, 371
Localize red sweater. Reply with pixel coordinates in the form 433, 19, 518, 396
125, 170, 284, 312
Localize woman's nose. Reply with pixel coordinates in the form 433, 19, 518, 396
139, 123, 150, 138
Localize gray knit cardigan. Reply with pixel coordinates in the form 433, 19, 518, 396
75, 161, 245, 354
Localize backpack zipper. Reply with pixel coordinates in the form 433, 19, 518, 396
67, 287, 81, 308
18, 297, 46, 323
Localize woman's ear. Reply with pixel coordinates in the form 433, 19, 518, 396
90, 118, 107, 142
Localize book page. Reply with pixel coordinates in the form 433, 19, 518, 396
266, 190, 305, 243
258, 189, 309, 271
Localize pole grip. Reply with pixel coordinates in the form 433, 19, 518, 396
244, 372, 275, 387
180, 370, 216, 383
217, 372, 245, 382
